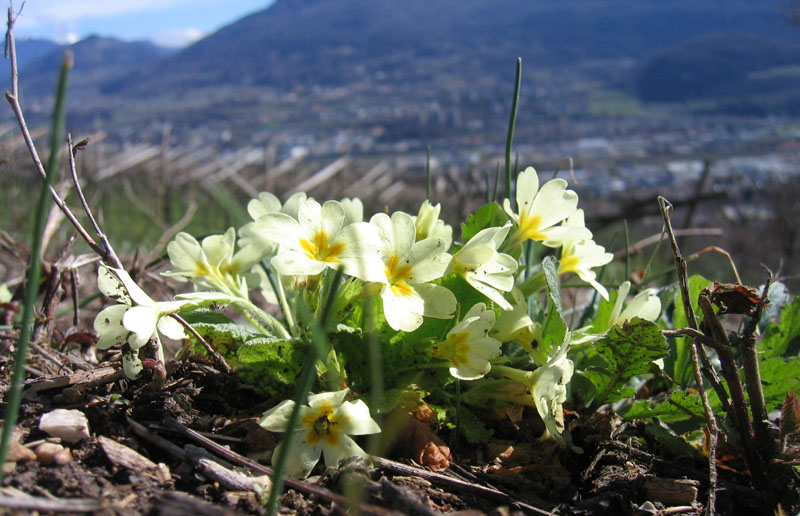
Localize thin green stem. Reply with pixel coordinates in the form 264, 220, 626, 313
261, 259, 296, 336
0, 52, 70, 480
425, 145, 432, 201
266, 293, 331, 516
492, 163, 500, 203
504, 57, 522, 204
491, 364, 533, 387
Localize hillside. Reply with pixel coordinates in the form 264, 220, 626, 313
117, 0, 799, 94
636, 33, 800, 113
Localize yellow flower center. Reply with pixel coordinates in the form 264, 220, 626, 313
299, 231, 346, 263
301, 401, 343, 446
558, 245, 579, 275
515, 210, 548, 242
433, 331, 471, 367
385, 254, 414, 297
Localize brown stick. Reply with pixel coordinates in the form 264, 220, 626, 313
158, 416, 392, 516
658, 196, 719, 516
169, 314, 232, 374
4, 7, 121, 269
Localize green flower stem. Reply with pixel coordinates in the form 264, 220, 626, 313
0, 52, 70, 480
266, 289, 332, 516
233, 299, 291, 340
261, 259, 297, 336
518, 270, 546, 298
491, 364, 533, 388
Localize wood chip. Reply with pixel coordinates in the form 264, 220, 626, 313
98, 436, 171, 485
643, 477, 699, 506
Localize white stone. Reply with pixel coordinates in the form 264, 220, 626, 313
38, 409, 90, 443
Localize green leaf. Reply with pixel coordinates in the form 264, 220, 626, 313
460, 202, 509, 243
542, 255, 563, 317
230, 338, 306, 394
185, 320, 263, 356
585, 318, 669, 406
668, 275, 711, 386
759, 297, 800, 359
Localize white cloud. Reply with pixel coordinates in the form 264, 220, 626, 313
16, 1, 196, 21
150, 27, 205, 48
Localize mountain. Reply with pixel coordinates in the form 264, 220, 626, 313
0, 38, 60, 86
18, 35, 170, 100
114, 0, 800, 94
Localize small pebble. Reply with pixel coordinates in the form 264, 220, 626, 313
35, 442, 65, 465
52, 448, 73, 466
39, 409, 90, 443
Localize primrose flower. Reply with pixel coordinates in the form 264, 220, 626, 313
504, 167, 589, 246
557, 239, 613, 301
554, 210, 612, 300
432, 303, 502, 380
370, 211, 456, 332
258, 389, 380, 478
609, 281, 661, 326
164, 228, 257, 298
413, 200, 453, 250
530, 336, 574, 444
490, 288, 545, 362
94, 266, 188, 379
449, 224, 517, 310
494, 332, 574, 445
250, 198, 385, 281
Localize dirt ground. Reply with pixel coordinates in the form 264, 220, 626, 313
1, 340, 797, 516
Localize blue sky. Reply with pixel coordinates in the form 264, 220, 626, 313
13, 1, 275, 47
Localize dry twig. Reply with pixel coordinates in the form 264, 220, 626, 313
658, 196, 719, 515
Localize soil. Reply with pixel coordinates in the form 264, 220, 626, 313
1, 344, 798, 516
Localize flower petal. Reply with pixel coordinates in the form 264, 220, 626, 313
530, 179, 578, 229
94, 305, 129, 350
382, 286, 425, 332
337, 399, 381, 435
273, 430, 322, 478
122, 305, 157, 348
307, 389, 350, 410
320, 434, 368, 470
157, 314, 187, 341
258, 399, 297, 432
270, 250, 326, 277
97, 266, 130, 303
415, 283, 456, 319
247, 192, 281, 220
515, 167, 540, 215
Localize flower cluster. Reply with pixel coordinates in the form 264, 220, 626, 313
92, 166, 662, 478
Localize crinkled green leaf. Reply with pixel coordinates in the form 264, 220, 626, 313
759, 357, 800, 412
230, 338, 305, 394
585, 318, 668, 406
460, 201, 509, 243
458, 405, 494, 444
759, 297, 800, 359
668, 275, 711, 386
623, 389, 706, 423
